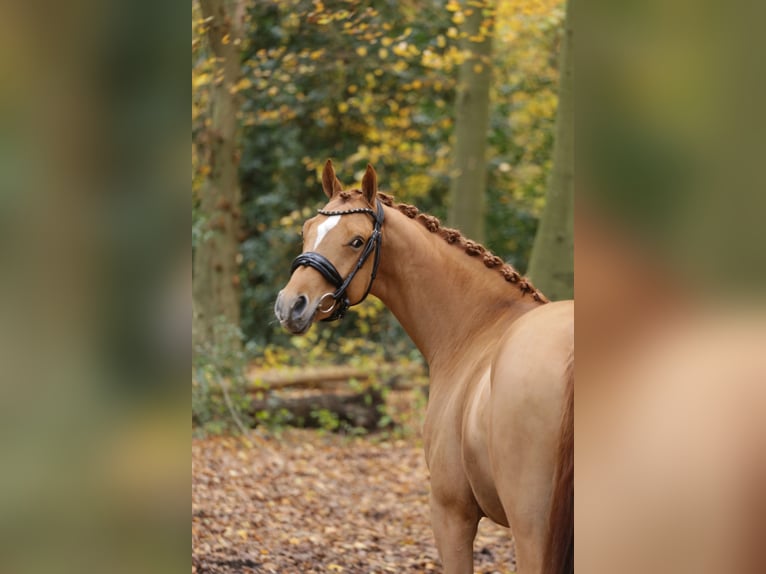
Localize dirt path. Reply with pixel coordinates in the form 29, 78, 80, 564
192, 429, 516, 573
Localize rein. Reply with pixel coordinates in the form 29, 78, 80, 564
289, 200, 384, 321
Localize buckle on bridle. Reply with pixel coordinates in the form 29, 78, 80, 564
317, 292, 338, 314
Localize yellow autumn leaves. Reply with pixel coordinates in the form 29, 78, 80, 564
193, 0, 564, 214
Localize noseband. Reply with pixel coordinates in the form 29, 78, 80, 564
289, 200, 384, 322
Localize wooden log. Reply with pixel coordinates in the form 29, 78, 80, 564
244, 363, 425, 390
249, 388, 386, 431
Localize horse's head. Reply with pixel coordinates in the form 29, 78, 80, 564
274, 159, 383, 335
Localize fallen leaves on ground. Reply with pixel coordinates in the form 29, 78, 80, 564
192, 392, 516, 573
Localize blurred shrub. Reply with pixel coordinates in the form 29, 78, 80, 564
191, 314, 409, 436
192, 320, 254, 435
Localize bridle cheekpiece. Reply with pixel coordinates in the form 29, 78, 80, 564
289, 200, 385, 322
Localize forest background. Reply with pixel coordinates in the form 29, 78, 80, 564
191, 0, 571, 431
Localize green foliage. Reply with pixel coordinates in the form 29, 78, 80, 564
192, 319, 253, 436
193, 0, 565, 359
311, 408, 341, 433
253, 406, 294, 435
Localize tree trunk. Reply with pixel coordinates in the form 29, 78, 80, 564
193, 0, 245, 351
527, 0, 574, 300
447, 1, 495, 243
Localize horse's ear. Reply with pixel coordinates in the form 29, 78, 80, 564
321, 159, 343, 199
361, 163, 377, 205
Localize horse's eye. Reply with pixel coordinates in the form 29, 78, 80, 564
350, 237, 364, 249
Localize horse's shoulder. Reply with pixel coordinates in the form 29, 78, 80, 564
518, 299, 573, 327
497, 299, 573, 350
490, 300, 573, 398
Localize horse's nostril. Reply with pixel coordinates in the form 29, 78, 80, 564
291, 295, 308, 319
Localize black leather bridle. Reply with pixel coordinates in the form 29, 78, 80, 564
289, 200, 384, 322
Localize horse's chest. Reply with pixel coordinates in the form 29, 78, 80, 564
461, 372, 509, 525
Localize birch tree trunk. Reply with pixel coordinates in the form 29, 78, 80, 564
447, 1, 495, 243
527, 0, 574, 300
193, 0, 245, 351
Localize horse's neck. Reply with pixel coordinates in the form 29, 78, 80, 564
371, 206, 541, 370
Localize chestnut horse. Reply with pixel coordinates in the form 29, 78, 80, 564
274, 160, 573, 574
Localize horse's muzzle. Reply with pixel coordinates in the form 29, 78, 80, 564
274, 290, 315, 335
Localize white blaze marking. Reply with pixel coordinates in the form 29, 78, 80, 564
313, 215, 341, 249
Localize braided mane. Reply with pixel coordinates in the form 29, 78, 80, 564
337, 189, 548, 303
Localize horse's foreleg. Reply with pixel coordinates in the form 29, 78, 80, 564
430, 493, 480, 574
